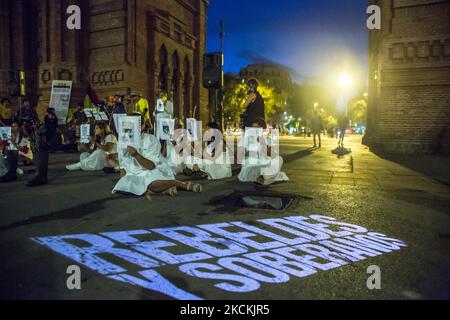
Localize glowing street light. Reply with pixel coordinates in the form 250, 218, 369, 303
339, 74, 353, 88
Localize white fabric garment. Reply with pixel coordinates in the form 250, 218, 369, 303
186, 144, 232, 180
238, 131, 289, 185
162, 140, 186, 175
113, 133, 175, 196
238, 155, 289, 185
79, 134, 117, 171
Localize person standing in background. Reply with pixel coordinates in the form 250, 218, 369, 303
109, 95, 127, 134
242, 79, 265, 129
311, 110, 323, 148
154, 91, 173, 137
337, 112, 349, 148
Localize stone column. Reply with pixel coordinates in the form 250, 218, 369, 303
38, 0, 89, 106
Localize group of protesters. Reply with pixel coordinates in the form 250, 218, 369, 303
0, 78, 289, 195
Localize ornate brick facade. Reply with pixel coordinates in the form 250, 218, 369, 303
0, 0, 209, 122
365, 0, 450, 153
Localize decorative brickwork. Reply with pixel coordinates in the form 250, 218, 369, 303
365, 0, 450, 154
0, 0, 209, 123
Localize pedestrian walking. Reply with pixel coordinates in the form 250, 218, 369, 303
338, 112, 349, 148
311, 110, 322, 148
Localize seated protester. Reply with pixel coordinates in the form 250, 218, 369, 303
15, 100, 39, 139
160, 120, 186, 176
66, 122, 117, 171
112, 127, 202, 197
104, 114, 151, 174
238, 118, 289, 185
184, 122, 232, 180
61, 120, 78, 153
0, 98, 13, 126
0, 121, 33, 182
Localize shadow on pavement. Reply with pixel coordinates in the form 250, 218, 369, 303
0, 196, 122, 232
284, 148, 314, 163
332, 147, 352, 158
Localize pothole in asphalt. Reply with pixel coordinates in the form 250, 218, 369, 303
208, 192, 303, 213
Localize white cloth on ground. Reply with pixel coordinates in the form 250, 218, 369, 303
113, 133, 175, 196
186, 144, 232, 180
79, 134, 117, 171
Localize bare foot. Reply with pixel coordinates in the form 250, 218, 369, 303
162, 186, 178, 196
186, 182, 203, 193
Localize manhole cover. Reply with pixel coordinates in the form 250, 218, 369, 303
209, 192, 295, 212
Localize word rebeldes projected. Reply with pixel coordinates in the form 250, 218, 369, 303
32, 215, 406, 300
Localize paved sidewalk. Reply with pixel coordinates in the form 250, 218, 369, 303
278, 135, 450, 195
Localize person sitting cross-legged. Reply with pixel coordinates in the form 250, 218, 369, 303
112, 119, 202, 197
184, 122, 232, 181
0, 121, 33, 182
66, 122, 117, 171
238, 118, 289, 185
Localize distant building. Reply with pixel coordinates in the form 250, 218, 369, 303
0, 0, 209, 122
238, 63, 292, 91
365, 0, 450, 153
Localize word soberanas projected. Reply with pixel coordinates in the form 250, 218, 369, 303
32, 215, 406, 300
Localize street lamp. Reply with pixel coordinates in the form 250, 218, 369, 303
339, 74, 353, 88
338, 73, 353, 118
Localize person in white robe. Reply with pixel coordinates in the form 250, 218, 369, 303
184, 122, 232, 181
66, 122, 117, 171
113, 118, 203, 197
161, 138, 186, 176
238, 119, 289, 185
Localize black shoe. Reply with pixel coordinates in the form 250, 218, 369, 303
26, 177, 48, 187
192, 171, 208, 180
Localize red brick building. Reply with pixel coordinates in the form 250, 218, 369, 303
0, 0, 209, 122
365, 0, 450, 153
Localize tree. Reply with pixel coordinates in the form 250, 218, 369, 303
348, 98, 368, 125
222, 77, 288, 127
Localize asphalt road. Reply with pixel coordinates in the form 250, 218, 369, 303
0, 135, 449, 300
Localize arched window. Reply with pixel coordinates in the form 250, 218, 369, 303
172, 51, 180, 116
183, 56, 191, 118
159, 45, 168, 92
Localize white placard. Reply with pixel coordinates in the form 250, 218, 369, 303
118, 116, 141, 150
99, 112, 109, 121
49, 80, 72, 125
157, 118, 175, 141
80, 124, 90, 144
156, 99, 165, 112
244, 127, 263, 153
93, 111, 102, 121
0, 127, 12, 142
186, 118, 199, 141
84, 109, 94, 118
113, 113, 127, 131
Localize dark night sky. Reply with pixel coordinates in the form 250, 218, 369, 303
206, 0, 369, 85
